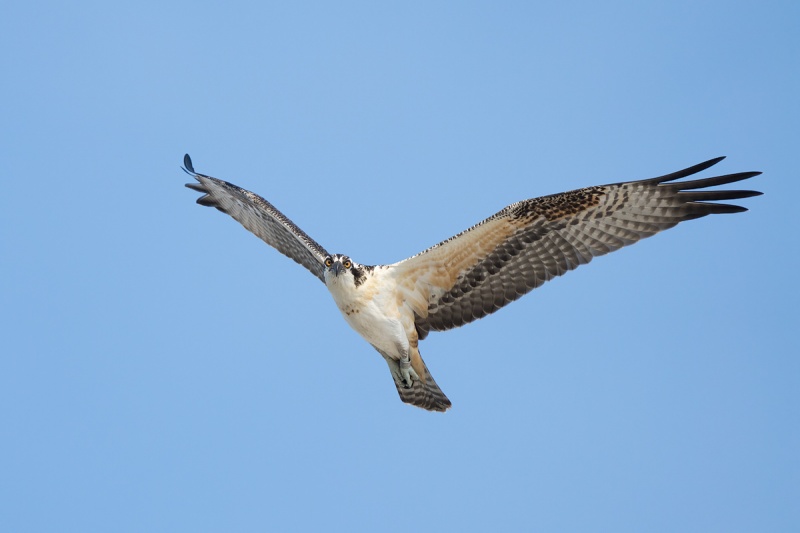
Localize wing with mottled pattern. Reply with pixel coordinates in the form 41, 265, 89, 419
391, 157, 761, 339
183, 154, 330, 282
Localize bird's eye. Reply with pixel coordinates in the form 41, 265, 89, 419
325, 258, 333, 267
343, 260, 352, 269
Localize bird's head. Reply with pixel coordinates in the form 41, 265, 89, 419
323, 254, 369, 287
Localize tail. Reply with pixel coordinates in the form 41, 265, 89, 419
386, 355, 452, 412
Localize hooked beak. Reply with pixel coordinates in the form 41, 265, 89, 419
332, 261, 344, 276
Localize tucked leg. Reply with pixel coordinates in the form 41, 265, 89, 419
396, 354, 420, 388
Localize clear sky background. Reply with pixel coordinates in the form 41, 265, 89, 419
2, 1, 798, 531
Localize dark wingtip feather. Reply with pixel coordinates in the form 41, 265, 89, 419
196, 196, 218, 207
648, 156, 726, 184
677, 189, 763, 202
182, 153, 196, 175
675, 171, 762, 191
686, 202, 749, 215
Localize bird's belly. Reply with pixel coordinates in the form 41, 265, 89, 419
339, 300, 406, 358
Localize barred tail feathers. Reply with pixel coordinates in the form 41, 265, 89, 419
386, 354, 451, 412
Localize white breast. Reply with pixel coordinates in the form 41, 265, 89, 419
325, 267, 408, 359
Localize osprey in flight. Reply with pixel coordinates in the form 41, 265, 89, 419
184, 155, 760, 412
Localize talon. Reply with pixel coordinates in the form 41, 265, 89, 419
399, 357, 420, 388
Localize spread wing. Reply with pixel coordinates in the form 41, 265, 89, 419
391, 157, 762, 339
183, 154, 330, 282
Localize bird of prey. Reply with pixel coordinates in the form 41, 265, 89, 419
183, 155, 761, 412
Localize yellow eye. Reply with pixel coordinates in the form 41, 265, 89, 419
343, 260, 352, 269
325, 258, 333, 267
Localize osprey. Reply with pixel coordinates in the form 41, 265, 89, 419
184, 155, 761, 412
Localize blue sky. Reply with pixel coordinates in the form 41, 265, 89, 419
2, 1, 798, 531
